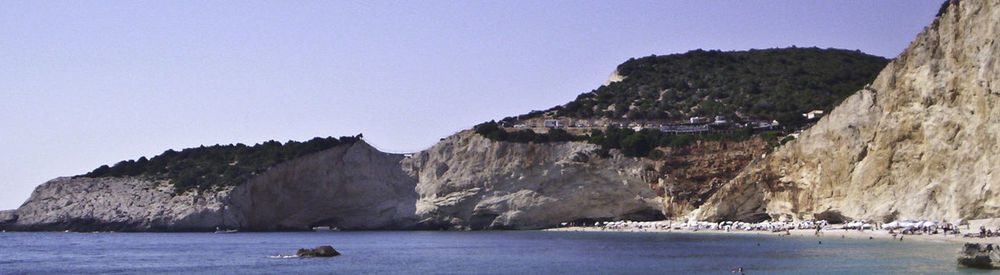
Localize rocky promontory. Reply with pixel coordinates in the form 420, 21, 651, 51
2, 141, 418, 232
2, 134, 668, 231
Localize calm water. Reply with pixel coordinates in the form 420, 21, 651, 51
0, 231, 989, 274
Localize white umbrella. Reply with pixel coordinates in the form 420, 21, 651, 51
885, 221, 900, 229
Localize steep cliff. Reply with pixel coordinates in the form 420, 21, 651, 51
647, 139, 769, 218
693, 0, 1000, 223
4, 134, 673, 231
230, 141, 418, 231
2, 141, 418, 231
404, 131, 664, 230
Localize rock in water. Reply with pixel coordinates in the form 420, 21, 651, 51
957, 243, 1000, 269
296, 245, 341, 257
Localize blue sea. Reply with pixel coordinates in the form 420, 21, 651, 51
0, 231, 989, 274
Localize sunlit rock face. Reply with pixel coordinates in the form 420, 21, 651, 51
693, 0, 1000, 223
6, 176, 242, 232
404, 131, 664, 230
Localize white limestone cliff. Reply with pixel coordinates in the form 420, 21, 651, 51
404, 131, 663, 230
693, 0, 1000, 223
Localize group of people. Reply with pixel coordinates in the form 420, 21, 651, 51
976, 226, 1000, 238
564, 219, 831, 233
560, 218, 1000, 240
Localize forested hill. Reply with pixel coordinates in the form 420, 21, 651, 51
526, 47, 888, 128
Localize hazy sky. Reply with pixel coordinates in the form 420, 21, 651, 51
0, 1, 943, 209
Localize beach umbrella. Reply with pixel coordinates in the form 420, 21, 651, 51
885, 221, 899, 229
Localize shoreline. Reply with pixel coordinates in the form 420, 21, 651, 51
544, 225, 994, 244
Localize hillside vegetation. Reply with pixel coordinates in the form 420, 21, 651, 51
478, 47, 883, 158
475, 121, 782, 159
531, 47, 888, 128
81, 135, 361, 194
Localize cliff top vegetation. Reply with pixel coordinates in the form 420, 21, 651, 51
80, 135, 362, 194
511, 47, 888, 130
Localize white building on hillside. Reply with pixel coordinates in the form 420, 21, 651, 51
544, 120, 563, 128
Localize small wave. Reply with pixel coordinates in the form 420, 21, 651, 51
268, 254, 299, 259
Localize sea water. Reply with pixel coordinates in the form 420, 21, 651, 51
0, 231, 988, 274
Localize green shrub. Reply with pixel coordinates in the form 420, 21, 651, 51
82, 135, 360, 194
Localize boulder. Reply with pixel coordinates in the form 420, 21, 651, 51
296, 245, 341, 257
957, 243, 1000, 269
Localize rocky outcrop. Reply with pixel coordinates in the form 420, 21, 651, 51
4, 141, 418, 232
296, 246, 341, 257
0, 210, 17, 226
603, 69, 626, 86
5, 134, 671, 231
4, 177, 239, 231
404, 131, 664, 230
693, 0, 1000, 223
958, 243, 1000, 269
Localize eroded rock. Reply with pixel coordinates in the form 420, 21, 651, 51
958, 243, 1000, 269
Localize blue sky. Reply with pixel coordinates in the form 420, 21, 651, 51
0, 1, 943, 209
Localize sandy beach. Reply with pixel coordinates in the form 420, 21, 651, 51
544, 223, 995, 244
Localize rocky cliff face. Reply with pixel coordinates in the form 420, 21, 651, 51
648, 139, 769, 218
692, 0, 1000, 223
404, 131, 664, 230
230, 141, 418, 231
2, 141, 418, 231
3, 134, 673, 231
4, 177, 239, 231
603, 69, 626, 86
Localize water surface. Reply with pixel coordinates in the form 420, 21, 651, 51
0, 231, 986, 274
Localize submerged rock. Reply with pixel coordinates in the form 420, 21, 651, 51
957, 243, 1000, 269
296, 245, 341, 257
